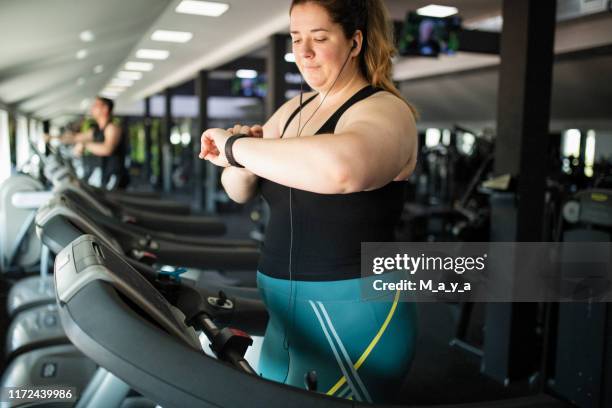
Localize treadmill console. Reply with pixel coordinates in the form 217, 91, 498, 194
54, 234, 199, 349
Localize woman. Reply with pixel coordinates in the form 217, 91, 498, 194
200, 0, 418, 403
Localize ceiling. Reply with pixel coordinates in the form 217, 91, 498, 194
0, 0, 610, 127
0, 0, 172, 118
400, 52, 612, 131
0, 0, 504, 121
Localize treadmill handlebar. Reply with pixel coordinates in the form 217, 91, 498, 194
177, 285, 256, 375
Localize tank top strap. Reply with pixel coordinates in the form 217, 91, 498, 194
281, 93, 319, 138
315, 85, 381, 135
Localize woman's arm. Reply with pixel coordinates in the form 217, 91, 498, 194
227, 93, 417, 194
220, 166, 259, 204
219, 95, 299, 203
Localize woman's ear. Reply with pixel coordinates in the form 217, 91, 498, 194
352, 30, 364, 56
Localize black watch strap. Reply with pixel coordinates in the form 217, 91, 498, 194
225, 133, 250, 168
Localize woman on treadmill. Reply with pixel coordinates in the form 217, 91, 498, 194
199, 0, 418, 403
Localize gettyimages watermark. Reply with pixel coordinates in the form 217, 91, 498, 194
360, 242, 612, 302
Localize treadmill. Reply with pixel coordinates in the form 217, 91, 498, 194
7, 192, 259, 318
46, 235, 572, 408
6, 194, 261, 360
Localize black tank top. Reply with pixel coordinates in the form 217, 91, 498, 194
94, 120, 127, 187
257, 85, 405, 281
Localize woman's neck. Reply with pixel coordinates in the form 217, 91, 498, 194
314, 67, 369, 105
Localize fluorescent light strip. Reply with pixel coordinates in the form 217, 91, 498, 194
117, 71, 143, 80
416, 4, 458, 18
151, 29, 193, 43
109, 78, 134, 87
175, 0, 229, 17
236, 69, 257, 79
101, 88, 122, 94
103, 85, 127, 93
125, 61, 154, 71
79, 30, 95, 42
135, 49, 170, 60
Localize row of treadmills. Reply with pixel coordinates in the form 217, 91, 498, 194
0, 149, 280, 407
2, 147, 583, 408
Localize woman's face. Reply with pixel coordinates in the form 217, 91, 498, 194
289, 2, 353, 91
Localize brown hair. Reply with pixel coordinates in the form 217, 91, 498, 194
290, 0, 418, 118
95, 96, 114, 114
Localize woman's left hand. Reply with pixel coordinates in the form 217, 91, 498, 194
199, 128, 232, 167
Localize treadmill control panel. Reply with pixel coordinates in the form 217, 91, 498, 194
54, 235, 199, 348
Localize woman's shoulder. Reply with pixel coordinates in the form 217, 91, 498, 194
342, 88, 414, 125
371, 88, 408, 107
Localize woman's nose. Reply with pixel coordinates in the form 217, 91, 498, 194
298, 41, 314, 59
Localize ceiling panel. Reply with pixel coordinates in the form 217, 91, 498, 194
0, 0, 172, 118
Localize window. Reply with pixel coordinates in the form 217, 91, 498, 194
16, 115, 29, 169
0, 110, 10, 183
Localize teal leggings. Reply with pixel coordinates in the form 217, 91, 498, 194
256, 271, 418, 404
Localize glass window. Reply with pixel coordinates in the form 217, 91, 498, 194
0, 110, 11, 183
16, 115, 29, 169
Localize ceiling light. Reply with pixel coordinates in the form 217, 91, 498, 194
93, 64, 104, 74
175, 1, 229, 17
463, 15, 503, 32
76, 49, 88, 60
109, 78, 134, 87
151, 29, 193, 43
80, 99, 90, 109
236, 69, 257, 79
125, 61, 154, 71
117, 71, 143, 80
284, 53, 295, 63
100, 90, 121, 99
135, 49, 170, 60
79, 30, 95, 42
103, 86, 127, 93
76, 77, 85, 86
416, 4, 458, 18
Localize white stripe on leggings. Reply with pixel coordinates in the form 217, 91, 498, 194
317, 301, 373, 403
308, 300, 363, 402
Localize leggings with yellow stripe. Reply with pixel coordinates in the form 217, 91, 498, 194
256, 271, 418, 404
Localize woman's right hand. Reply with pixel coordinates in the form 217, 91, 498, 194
227, 124, 263, 138
219, 124, 262, 203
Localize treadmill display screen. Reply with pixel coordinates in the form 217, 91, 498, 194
72, 238, 184, 336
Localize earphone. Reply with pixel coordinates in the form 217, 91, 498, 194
281, 37, 358, 383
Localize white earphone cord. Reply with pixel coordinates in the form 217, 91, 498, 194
282, 45, 355, 365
